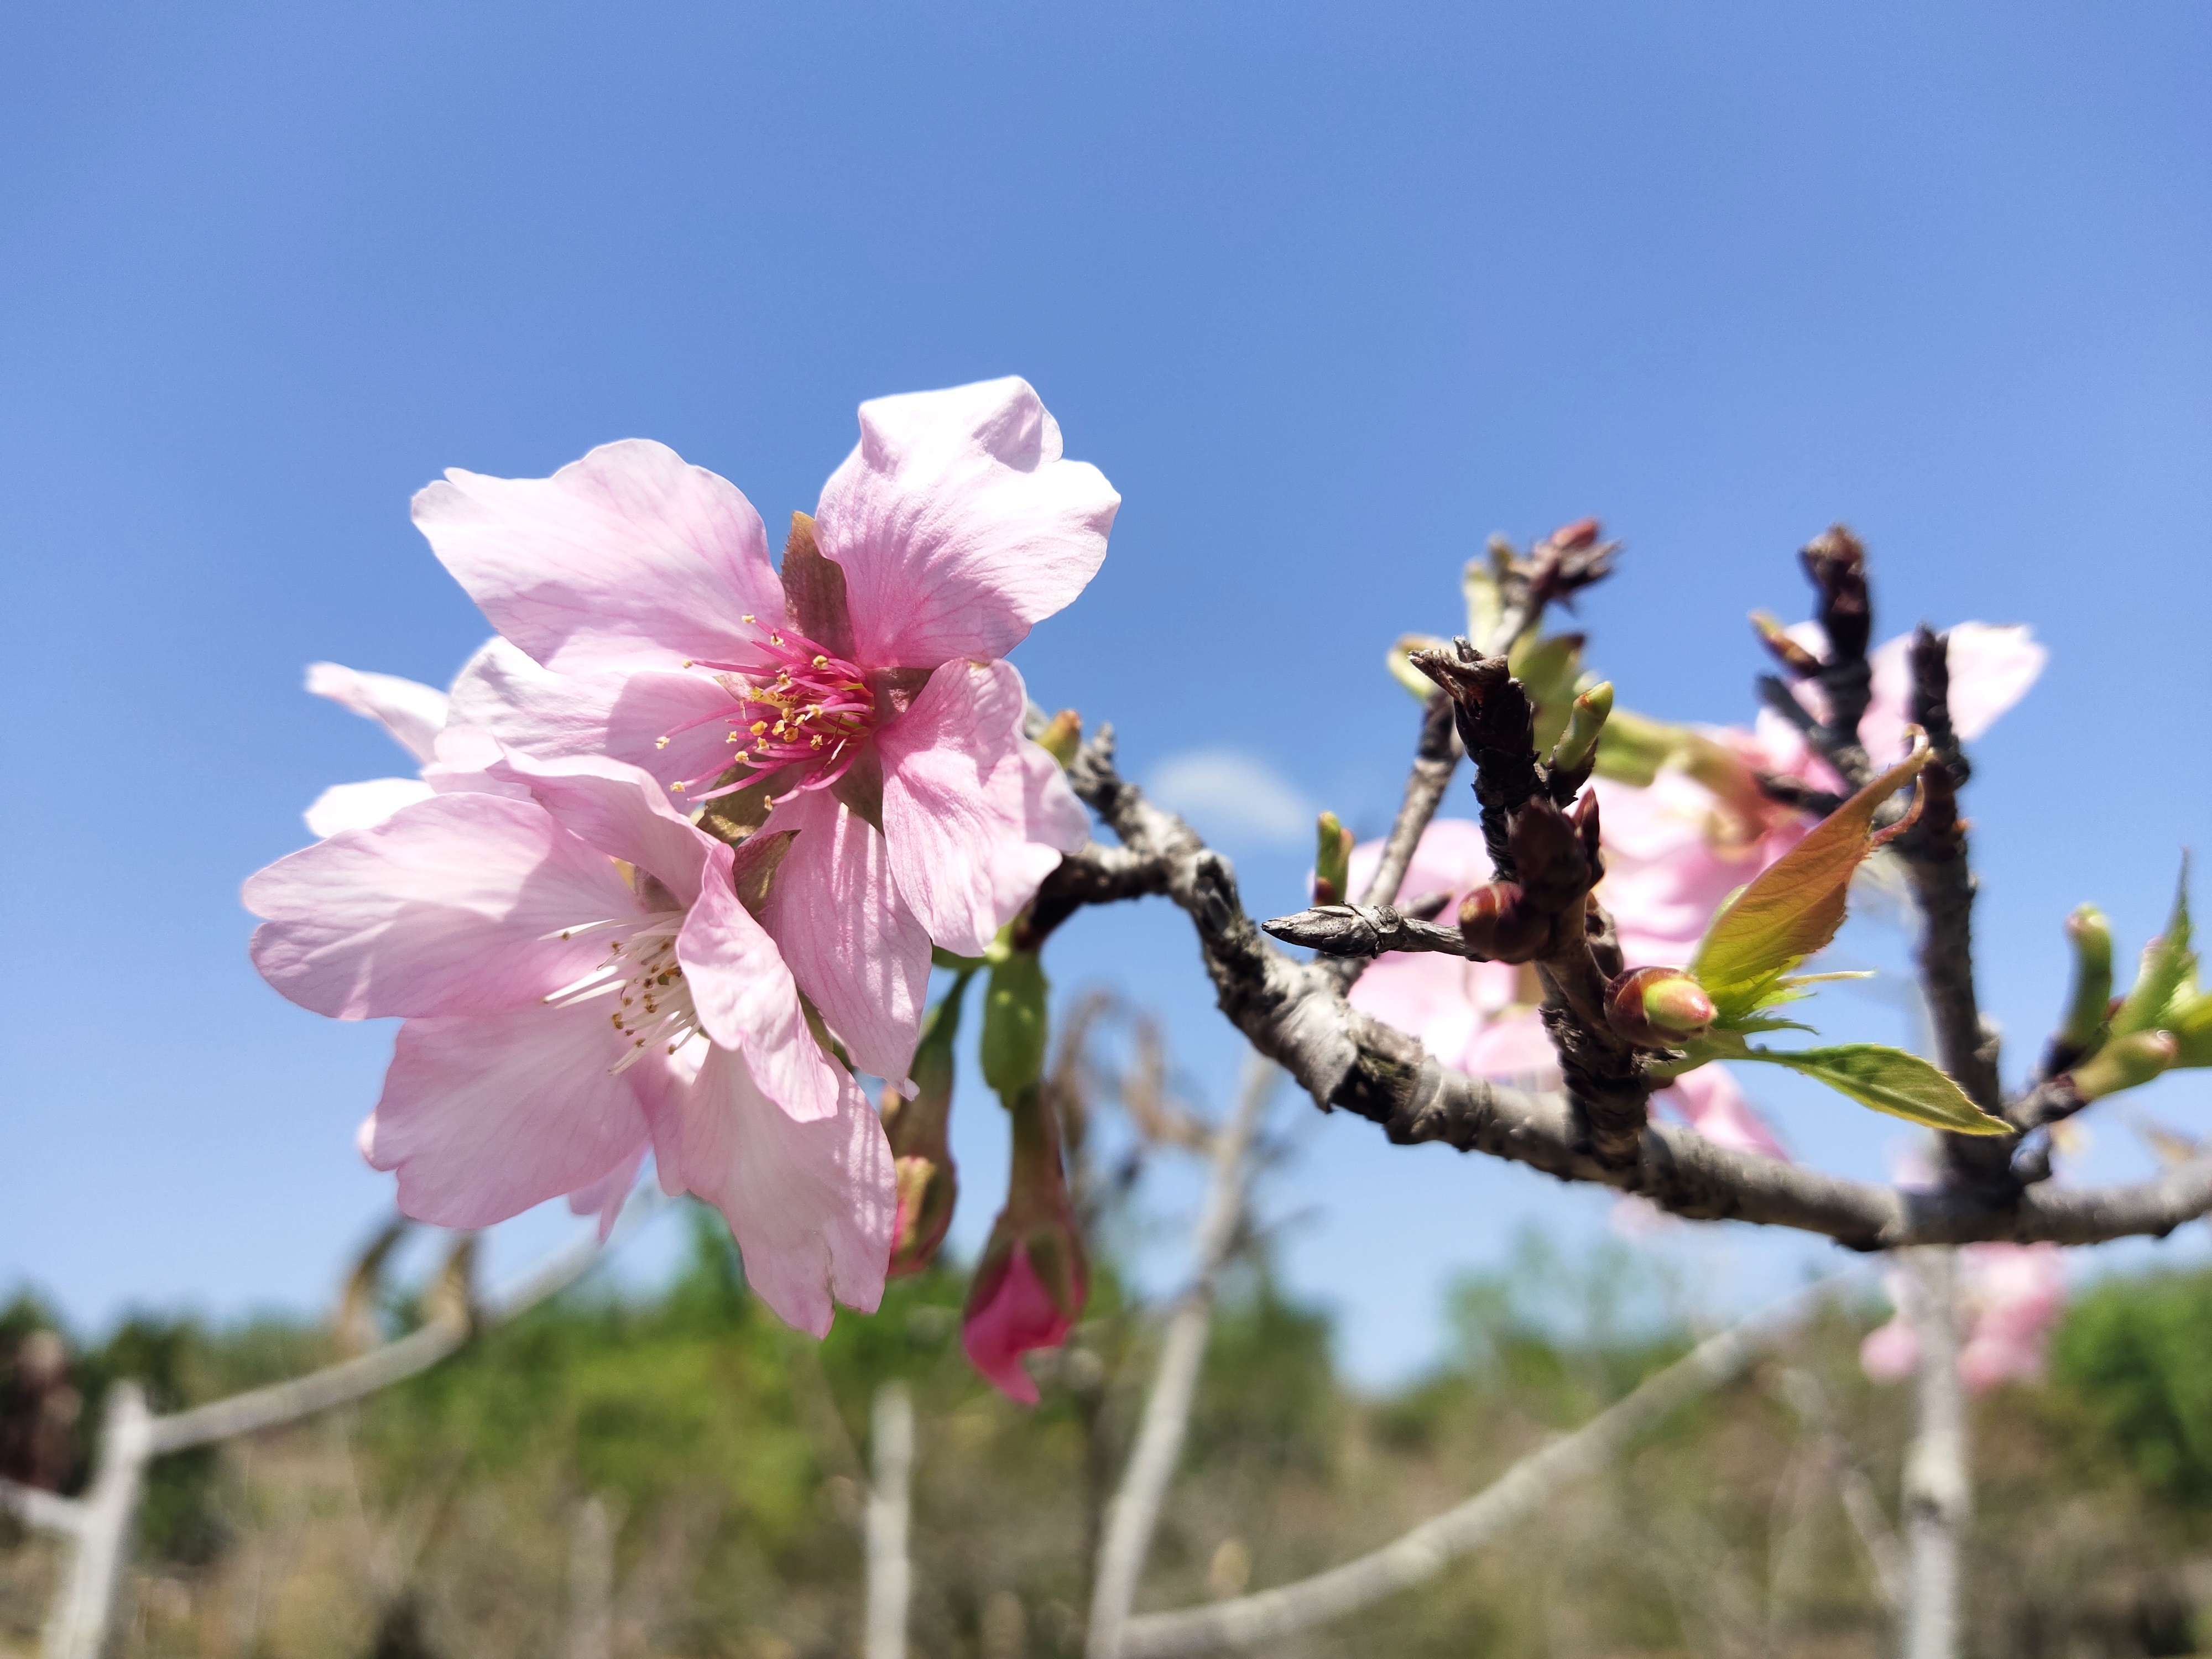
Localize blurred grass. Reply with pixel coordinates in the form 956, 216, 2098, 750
8, 1219, 2212, 1657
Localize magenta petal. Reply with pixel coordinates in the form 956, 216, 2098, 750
305, 661, 450, 764
961, 1243, 1071, 1406
488, 749, 712, 909
246, 794, 640, 1020
759, 790, 931, 1085
677, 844, 842, 1123
367, 1005, 656, 1229
447, 637, 738, 793
815, 378, 1119, 670
414, 439, 784, 674
648, 1044, 894, 1337
878, 660, 1066, 957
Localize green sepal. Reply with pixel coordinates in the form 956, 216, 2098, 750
2112, 859, 2195, 1039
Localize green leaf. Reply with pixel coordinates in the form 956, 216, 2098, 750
1689, 749, 1931, 1022
1738, 1044, 2008, 1135
2167, 995, 2212, 1070
2112, 857, 2195, 1039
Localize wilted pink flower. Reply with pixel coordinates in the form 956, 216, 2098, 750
246, 752, 893, 1335
964, 1243, 1082, 1406
963, 1088, 1087, 1404
416, 379, 1117, 1086
1859, 1243, 2068, 1394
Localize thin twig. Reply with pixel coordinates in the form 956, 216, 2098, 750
149, 1187, 667, 1454
1114, 1279, 1841, 1657
1087, 1055, 1280, 1658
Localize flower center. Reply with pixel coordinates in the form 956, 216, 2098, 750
542, 915, 701, 1073
657, 619, 875, 800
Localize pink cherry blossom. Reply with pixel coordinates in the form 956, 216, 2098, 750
1858, 1242, 2067, 1394
962, 1243, 1079, 1407
1658, 1063, 1788, 1160
246, 752, 893, 1335
1594, 622, 2043, 968
418, 378, 1115, 1084
299, 651, 519, 837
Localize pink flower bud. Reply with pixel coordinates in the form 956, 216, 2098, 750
962, 1088, 1088, 1404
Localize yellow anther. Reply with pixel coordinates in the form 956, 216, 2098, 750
750, 721, 768, 734
812, 654, 828, 668
654, 735, 670, 749
741, 614, 755, 624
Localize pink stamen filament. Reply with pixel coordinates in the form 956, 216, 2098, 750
655, 622, 876, 800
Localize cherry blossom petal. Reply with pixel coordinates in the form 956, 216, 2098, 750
1348, 953, 1516, 1059
364, 1004, 656, 1229
878, 659, 1063, 957
414, 439, 783, 674
759, 789, 931, 1085
566, 1144, 648, 1241
1344, 817, 1491, 905
1660, 1065, 1788, 1160
304, 778, 435, 839
306, 661, 449, 764
1460, 1008, 1561, 1089
1859, 1317, 1919, 1383
488, 749, 711, 909
815, 378, 1119, 669
446, 637, 737, 794
648, 1044, 894, 1337
247, 794, 639, 1020
1021, 741, 1092, 855
677, 842, 842, 1123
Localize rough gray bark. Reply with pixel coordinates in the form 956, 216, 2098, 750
1056, 731, 2212, 1250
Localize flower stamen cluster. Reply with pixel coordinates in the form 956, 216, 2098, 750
660, 619, 877, 798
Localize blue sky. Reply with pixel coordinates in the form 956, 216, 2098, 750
3, 2, 2208, 1385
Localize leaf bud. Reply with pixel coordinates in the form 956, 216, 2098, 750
1750, 610, 1823, 677
1606, 966, 1717, 1048
2065, 1029, 2179, 1102
1550, 680, 1614, 775
1312, 811, 1355, 906
2058, 904, 2114, 1055
1035, 708, 1082, 769
963, 1085, 1087, 1405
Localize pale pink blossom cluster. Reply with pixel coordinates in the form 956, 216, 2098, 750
249, 378, 1118, 1347
1860, 1243, 2069, 1393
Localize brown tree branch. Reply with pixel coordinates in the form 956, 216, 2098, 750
1055, 733, 2212, 1251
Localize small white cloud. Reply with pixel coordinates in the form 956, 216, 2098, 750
1146, 748, 1314, 846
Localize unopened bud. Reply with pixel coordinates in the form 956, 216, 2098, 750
981, 945, 1050, 1100
882, 978, 969, 1275
1036, 709, 1081, 769
1750, 610, 1822, 676
1550, 680, 1614, 775
1605, 966, 1715, 1048
1458, 881, 1551, 963
1312, 811, 1355, 906
2066, 1030, 2178, 1102
2059, 904, 2114, 1055
1550, 517, 1601, 552
963, 1085, 1087, 1405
